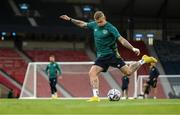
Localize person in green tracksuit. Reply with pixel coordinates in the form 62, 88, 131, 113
45, 55, 62, 98
60, 11, 157, 102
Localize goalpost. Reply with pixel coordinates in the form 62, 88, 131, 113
137, 75, 180, 98
19, 61, 138, 99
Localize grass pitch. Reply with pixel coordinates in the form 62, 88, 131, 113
0, 99, 180, 115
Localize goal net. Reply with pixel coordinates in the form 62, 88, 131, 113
19, 61, 137, 99
137, 75, 180, 98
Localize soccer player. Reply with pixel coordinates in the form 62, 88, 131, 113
121, 75, 129, 99
60, 11, 157, 102
7, 89, 14, 98
143, 62, 159, 99
45, 55, 62, 99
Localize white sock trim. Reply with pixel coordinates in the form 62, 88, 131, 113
93, 89, 99, 97
139, 59, 145, 65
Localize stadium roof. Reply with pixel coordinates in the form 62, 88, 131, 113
102, 0, 180, 18
40, 0, 180, 18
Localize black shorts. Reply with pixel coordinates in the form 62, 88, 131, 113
122, 85, 128, 91
147, 79, 157, 88
94, 53, 126, 72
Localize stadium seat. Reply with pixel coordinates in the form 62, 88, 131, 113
0, 48, 28, 84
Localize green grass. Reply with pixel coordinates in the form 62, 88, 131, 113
0, 99, 180, 115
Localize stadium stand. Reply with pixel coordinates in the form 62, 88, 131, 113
154, 40, 180, 74
0, 73, 20, 97
34, 3, 75, 26
154, 40, 180, 97
0, 1, 29, 26
0, 48, 27, 84
24, 49, 112, 97
25, 50, 91, 62
109, 41, 166, 98
1, 0, 180, 99
110, 41, 149, 88
0, 42, 167, 98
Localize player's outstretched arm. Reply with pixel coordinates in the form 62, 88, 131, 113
60, 15, 87, 28
118, 36, 140, 56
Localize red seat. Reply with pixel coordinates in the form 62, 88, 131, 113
113, 41, 166, 98
25, 50, 91, 62
0, 48, 28, 85
0, 74, 20, 97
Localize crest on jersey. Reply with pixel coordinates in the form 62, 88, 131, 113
103, 30, 108, 34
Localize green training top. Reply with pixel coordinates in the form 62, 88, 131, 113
87, 21, 121, 57
45, 62, 62, 78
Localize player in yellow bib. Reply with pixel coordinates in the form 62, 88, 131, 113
60, 11, 157, 102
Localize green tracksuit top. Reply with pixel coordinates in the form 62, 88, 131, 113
45, 62, 62, 78
87, 21, 121, 57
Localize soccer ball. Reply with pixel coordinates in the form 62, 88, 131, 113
107, 89, 121, 101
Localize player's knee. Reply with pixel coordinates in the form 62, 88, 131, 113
124, 70, 132, 76
89, 70, 97, 78
144, 83, 148, 87
88, 71, 92, 77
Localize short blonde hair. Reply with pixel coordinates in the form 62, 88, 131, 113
94, 11, 105, 20
50, 54, 55, 58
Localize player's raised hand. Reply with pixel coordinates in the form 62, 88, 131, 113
132, 47, 140, 56
59, 15, 71, 21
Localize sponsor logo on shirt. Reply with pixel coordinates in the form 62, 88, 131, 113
102, 30, 108, 34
